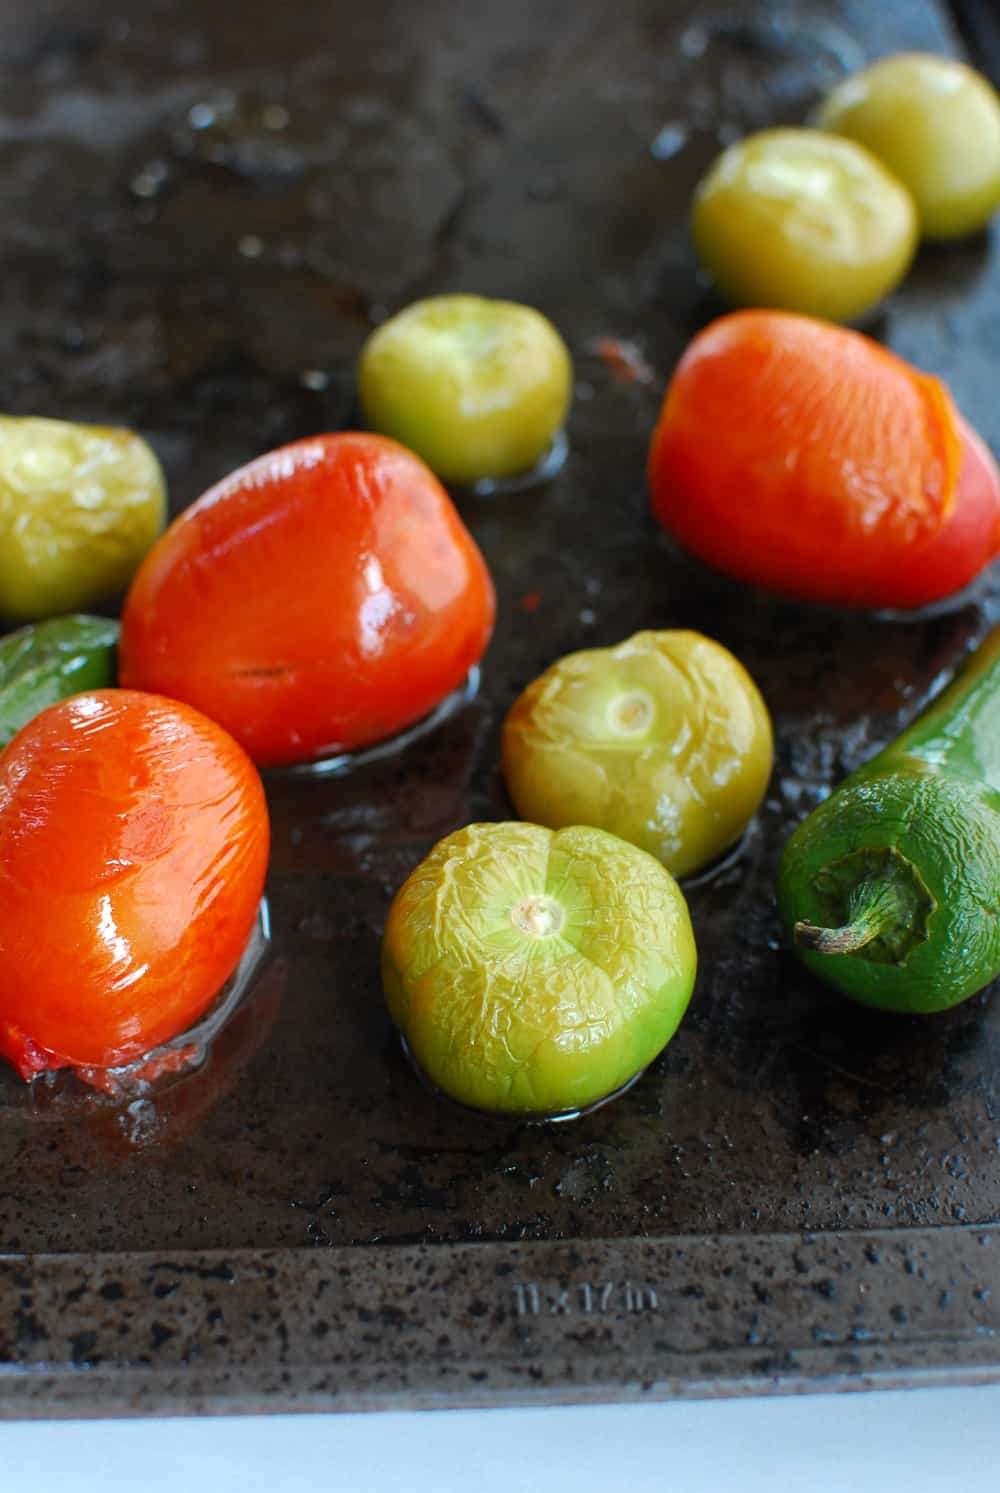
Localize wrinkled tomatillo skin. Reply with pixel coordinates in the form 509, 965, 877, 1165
120, 434, 496, 767
648, 310, 1000, 611
502, 630, 773, 878
0, 690, 269, 1078
382, 822, 697, 1117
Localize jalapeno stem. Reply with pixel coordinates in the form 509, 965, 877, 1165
794, 879, 903, 957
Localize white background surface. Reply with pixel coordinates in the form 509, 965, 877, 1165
3, 1386, 1000, 1491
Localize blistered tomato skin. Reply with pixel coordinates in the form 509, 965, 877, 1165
648, 310, 1000, 612
502, 631, 773, 878
119, 433, 496, 767
382, 822, 697, 1117
691, 129, 917, 324
0, 690, 269, 1078
357, 295, 573, 486
816, 53, 1000, 241
0, 416, 166, 621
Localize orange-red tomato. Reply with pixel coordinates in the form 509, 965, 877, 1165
119, 433, 496, 767
0, 690, 269, 1079
648, 310, 1000, 611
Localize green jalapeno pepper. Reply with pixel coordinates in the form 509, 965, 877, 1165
777, 625, 1000, 1013
0, 614, 120, 748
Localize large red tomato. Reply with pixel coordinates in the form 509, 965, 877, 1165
0, 690, 269, 1079
648, 310, 1000, 611
119, 433, 496, 766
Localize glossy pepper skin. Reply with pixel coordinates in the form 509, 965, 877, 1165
502, 630, 773, 878
648, 311, 1000, 612
778, 626, 1000, 1013
0, 690, 270, 1078
0, 415, 166, 621
0, 614, 120, 748
383, 822, 697, 1117
119, 433, 496, 767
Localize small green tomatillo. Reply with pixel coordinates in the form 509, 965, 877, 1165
502, 630, 773, 879
357, 294, 572, 486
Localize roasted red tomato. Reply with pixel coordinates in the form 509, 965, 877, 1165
0, 690, 269, 1079
119, 433, 496, 767
648, 310, 1000, 612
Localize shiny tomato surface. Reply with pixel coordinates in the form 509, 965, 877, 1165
648, 310, 1000, 611
0, 690, 269, 1078
119, 433, 497, 766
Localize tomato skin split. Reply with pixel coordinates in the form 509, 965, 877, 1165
648, 311, 1000, 612
897, 417, 1000, 613
0, 690, 269, 1078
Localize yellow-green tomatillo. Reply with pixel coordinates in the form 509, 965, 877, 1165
502, 630, 773, 879
815, 53, 1000, 241
691, 128, 917, 324
0, 416, 166, 621
382, 822, 697, 1117
356, 294, 572, 486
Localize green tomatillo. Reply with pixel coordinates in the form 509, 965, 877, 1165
815, 53, 1000, 241
357, 294, 573, 487
0, 415, 166, 621
691, 127, 917, 324
382, 821, 697, 1117
502, 630, 774, 879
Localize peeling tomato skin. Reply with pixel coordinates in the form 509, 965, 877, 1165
0, 690, 270, 1077
648, 311, 998, 611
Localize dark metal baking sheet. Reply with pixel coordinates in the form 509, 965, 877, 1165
2, 0, 1000, 1416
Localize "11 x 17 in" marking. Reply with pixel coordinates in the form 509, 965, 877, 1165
511, 1282, 659, 1316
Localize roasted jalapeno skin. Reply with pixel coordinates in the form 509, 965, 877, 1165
0, 614, 120, 748
778, 625, 1000, 1013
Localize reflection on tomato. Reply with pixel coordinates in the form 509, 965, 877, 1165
119, 433, 497, 767
0, 690, 269, 1079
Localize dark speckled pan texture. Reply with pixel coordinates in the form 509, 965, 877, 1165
2, 0, 1000, 1417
